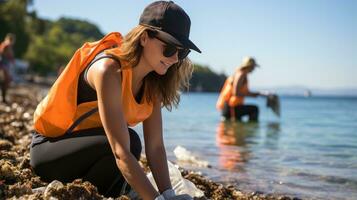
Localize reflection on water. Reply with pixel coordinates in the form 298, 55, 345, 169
215, 121, 257, 171
216, 120, 281, 171
264, 122, 281, 149
160, 94, 357, 199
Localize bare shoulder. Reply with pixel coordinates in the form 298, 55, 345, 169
94, 58, 121, 74
87, 58, 122, 90
233, 71, 245, 80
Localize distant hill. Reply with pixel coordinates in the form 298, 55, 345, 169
254, 86, 357, 97
190, 64, 226, 92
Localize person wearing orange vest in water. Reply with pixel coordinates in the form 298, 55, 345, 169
216, 57, 266, 122
0, 33, 16, 103
30, 2, 201, 200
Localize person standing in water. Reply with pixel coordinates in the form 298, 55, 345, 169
30, 1, 200, 199
0, 33, 16, 103
216, 57, 266, 122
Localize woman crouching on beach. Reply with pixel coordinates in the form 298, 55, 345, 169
30, 1, 201, 200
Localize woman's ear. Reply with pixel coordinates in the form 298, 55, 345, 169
140, 31, 148, 47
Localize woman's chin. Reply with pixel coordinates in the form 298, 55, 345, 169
154, 64, 169, 75
155, 69, 167, 76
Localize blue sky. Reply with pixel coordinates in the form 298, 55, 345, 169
31, 0, 357, 89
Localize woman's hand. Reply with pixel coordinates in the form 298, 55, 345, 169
167, 194, 193, 200
155, 193, 193, 200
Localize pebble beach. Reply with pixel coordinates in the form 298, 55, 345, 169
0, 84, 299, 200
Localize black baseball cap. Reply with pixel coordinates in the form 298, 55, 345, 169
139, 1, 201, 53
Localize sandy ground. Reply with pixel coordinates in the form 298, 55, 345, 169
0, 84, 300, 200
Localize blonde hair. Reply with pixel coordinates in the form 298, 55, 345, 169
109, 25, 193, 111
5, 33, 16, 42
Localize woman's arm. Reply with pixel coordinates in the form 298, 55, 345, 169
246, 91, 261, 97
88, 59, 159, 200
232, 71, 246, 96
3, 45, 15, 63
143, 98, 172, 194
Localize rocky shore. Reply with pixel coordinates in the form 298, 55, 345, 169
0, 84, 300, 200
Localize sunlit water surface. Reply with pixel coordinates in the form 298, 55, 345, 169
133, 93, 357, 200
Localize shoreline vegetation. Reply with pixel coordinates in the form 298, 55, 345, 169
0, 84, 300, 200
1, 0, 227, 93
3, 0, 354, 96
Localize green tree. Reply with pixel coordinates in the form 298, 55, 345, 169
56, 17, 103, 40
190, 64, 226, 92
0, 0, 32, 57
1, 1, 227, 87
24, 17, 104, 74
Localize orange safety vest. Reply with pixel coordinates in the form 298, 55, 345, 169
0, 41, 14, 61
33, 32, 153, 137
0, 41, 7, 54
216, 76, 248, 110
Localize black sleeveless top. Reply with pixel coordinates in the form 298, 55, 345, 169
77, 52, 144, 105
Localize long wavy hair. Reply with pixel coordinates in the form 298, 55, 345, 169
108, 25, 193, 111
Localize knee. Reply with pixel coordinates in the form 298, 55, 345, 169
30, 147, 41, 174
128, 128, 142, 160
29, 154, 54, 182
222, 102, 231, 119
253, 105, 259, 114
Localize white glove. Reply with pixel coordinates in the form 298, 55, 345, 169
167, 194, 193, 200
154, 194, 165, 200
162, 188, 176, 199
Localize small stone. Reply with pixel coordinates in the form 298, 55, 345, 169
32, 186, 46, 194
23, 112, 31, 119
0, 139, 13, 151
43, 180, 64, 199
278, 196, 292, 200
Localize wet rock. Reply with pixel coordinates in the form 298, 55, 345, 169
0, 180, 6, 199
6, 181, 33, 198
31, 186, 46, 194
18, 155, 31, 169
43, 179, 104, 200
43, 180, 64, 199
0, 139, 13, 150
0, 160, 19, 184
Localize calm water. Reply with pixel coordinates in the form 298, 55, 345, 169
134, 93, 357, 200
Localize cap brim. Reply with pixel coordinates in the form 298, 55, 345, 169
186, 39, 201, 53
156, 30, 201, 53
241, 64, 260, 69
155, 30, 183, 47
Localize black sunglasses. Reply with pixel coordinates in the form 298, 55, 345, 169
147, 30, 190, 60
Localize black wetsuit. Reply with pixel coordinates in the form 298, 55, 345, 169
222, 102, 259, 122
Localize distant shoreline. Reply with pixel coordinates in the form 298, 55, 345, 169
187, 91, 357, 98
16, 74, 357, 98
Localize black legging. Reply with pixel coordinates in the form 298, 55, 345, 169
30, 127, 141, 197
222, 102, 259, 121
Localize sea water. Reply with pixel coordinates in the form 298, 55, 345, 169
134, 93, 357, 200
